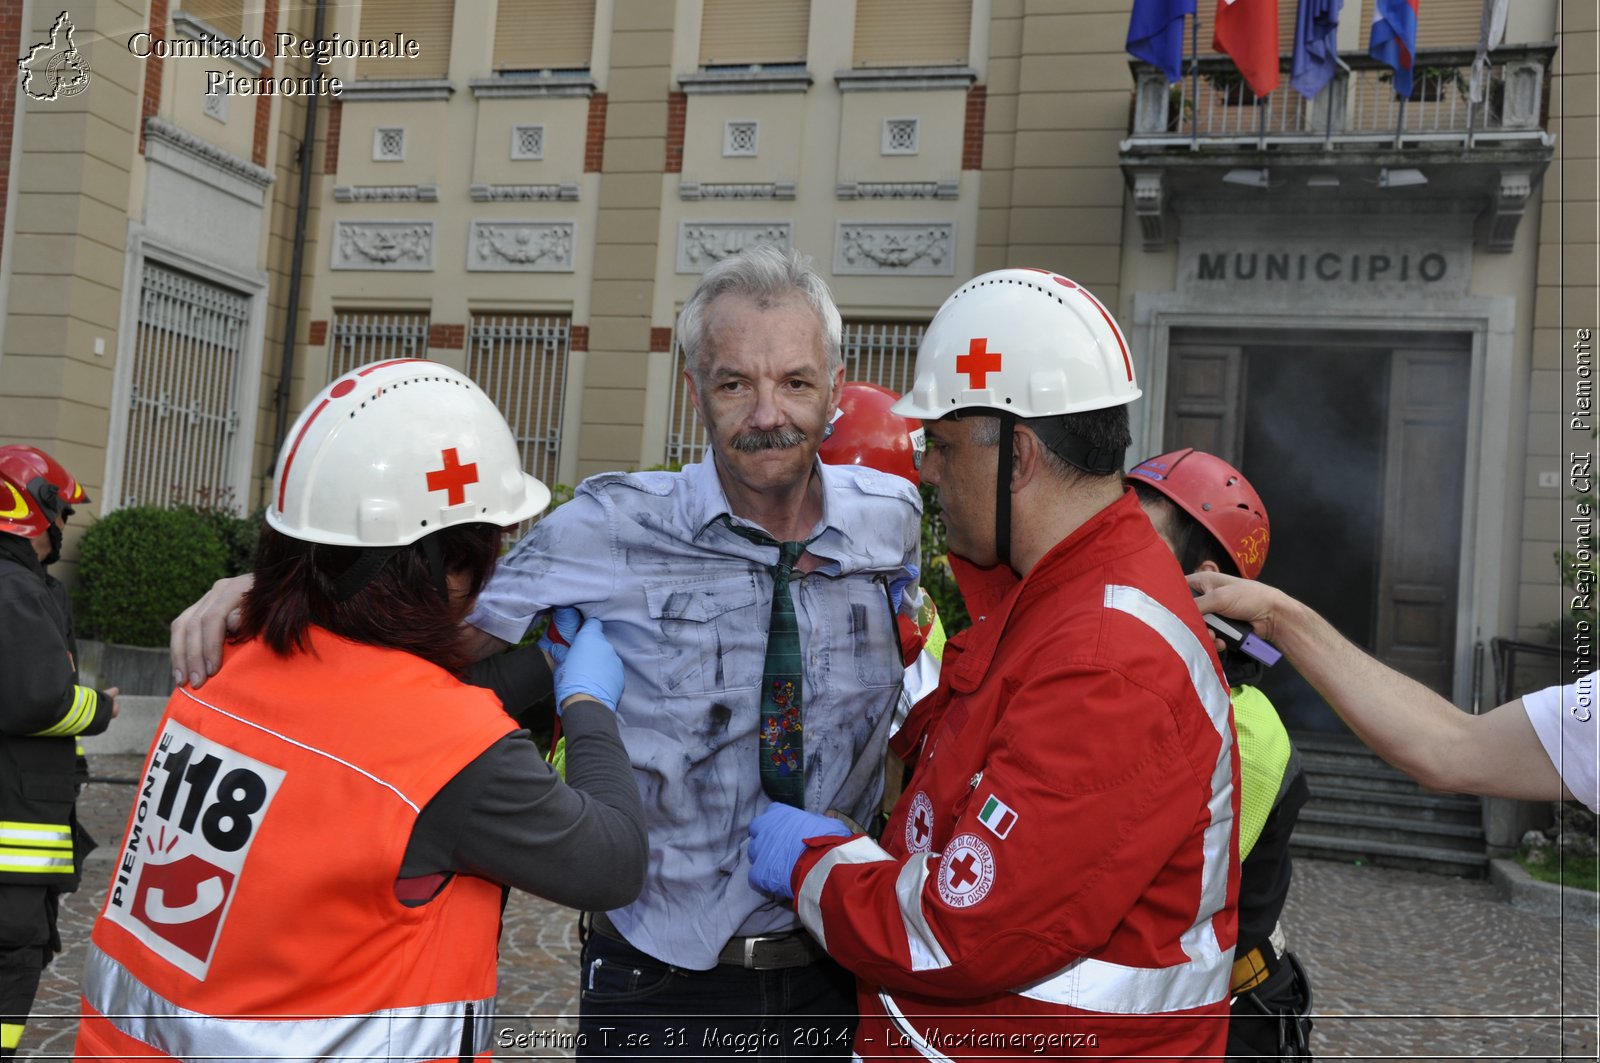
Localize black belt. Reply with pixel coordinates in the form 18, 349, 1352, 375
589, 911, 827, 971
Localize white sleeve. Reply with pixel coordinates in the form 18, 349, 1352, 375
1521, 671, 1600, 812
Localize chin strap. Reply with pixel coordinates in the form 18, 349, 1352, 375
993, 413, 1016, 570
332, 546, 399, 602
332, 536, 451, 604
420, 532, 449, 601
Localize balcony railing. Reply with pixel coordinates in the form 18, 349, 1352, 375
1127, 45, 1553, 151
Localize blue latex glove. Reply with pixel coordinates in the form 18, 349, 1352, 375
553, 617, 624, 715
747, 803, 853, 900
537, 606, 581, 666
889, 564, 920, 615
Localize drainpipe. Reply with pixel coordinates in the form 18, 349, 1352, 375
268, 0, 328, 499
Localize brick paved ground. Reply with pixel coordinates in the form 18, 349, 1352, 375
17, 758, 1600, 1059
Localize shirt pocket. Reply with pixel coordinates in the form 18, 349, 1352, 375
644, 573, 764, 696
847, 579, 902, 689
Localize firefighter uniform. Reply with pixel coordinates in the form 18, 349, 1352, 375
1227, 683, 1313, 1060
0, 531, 113, 1056
76, 629, 515, 1060
788, 493, 1240, 1060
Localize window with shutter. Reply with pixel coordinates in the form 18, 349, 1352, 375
179, 0, 243, 37
494, 0, 596, 72
699, 0, 809, 67
1358, 0, 1484, 49
853, 0, 970, 68
358, 0, 453, 79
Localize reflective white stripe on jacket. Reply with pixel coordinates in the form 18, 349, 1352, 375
83, 945, 494, 1062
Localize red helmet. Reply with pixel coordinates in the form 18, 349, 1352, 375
819, 382, 925, 486
0, 445, 90, 512
1128, 448, 1270, 579
0, 471, 51, 539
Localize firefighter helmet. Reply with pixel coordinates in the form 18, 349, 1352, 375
0, 471, 51, 539
268, 359, 551, 547
0, 444, 88, 520
819, 382, 925, 485
1128, 448, 1270, 579
891, 268, 1140, 421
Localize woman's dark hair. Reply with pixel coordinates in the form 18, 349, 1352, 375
1130, 481, 1240, 578
235, 521, 506, 675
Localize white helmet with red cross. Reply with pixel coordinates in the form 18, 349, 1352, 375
891, 268, 1140, 420
267, 359, 550, 547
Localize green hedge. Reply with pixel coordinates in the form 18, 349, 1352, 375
73, 505, 256, 647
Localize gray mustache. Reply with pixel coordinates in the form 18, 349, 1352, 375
730, 427, 808, 452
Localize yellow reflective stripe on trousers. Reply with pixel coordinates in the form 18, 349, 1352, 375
0, 821, 72, 848
0, 847, 73, 872
84, 945, 495, 1061
33, 685, 97, 737
1006, 585, 1235, 1015
3, 1021, 24, 1050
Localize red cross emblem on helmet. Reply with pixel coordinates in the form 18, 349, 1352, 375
955, 338, 1002, 390
425, 448, 479, 506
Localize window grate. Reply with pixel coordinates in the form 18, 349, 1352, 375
468, 314, 572, 532
121, 263, 250, 510
327, 311, 431, 382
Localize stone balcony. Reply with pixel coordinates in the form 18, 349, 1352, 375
1120, 45, 1557, 251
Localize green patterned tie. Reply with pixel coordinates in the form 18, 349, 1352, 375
724, 519, 813, 806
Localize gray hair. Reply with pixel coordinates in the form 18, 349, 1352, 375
676, 245, 843, 383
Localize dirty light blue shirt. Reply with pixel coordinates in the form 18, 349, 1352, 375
467, 454, 921, 969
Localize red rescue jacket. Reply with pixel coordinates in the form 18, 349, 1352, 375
792, 491, 1240, 1060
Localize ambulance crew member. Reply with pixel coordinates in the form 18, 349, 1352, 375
747, 269, 1240, 1060
1, 463, 115, 1059
1130, 448, 1313, 1060
75, 361, 646, 1061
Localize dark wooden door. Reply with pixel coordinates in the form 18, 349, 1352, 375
1165, 331, 1471, 724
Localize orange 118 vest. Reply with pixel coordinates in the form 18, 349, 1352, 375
75, 627, 517, 1061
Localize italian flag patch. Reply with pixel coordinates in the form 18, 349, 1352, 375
977, 794, 1017, 839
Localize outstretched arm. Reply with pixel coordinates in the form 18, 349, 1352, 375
1187, 570, 1572, 802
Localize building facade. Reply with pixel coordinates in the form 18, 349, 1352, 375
1, 0, 1592, 727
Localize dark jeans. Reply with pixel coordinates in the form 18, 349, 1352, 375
577, 926, 857, 1060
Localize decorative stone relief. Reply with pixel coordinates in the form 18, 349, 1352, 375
332, 221, 434, 271
834, 223, 953, 275
836, 180, 958, 200
677, 222, 792, 273
1132, 171, 1166, 251
469, 183, 580, 202
333, 184, 440, 202
679, 181, 796, 201
202, 88, 227, 122
1485, 169, 1533, 252
468, 221, 576, 272
144, 117, 274, 194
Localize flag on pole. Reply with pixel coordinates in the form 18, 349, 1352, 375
1128, 0, 1197, 83
1291, 0, 1343, 100
1214, 0, 1280, 98
1370, 0, 1420, 99
1469, 0, 1508, 103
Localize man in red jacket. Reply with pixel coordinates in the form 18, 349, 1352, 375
748, 269, 1241, 1060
